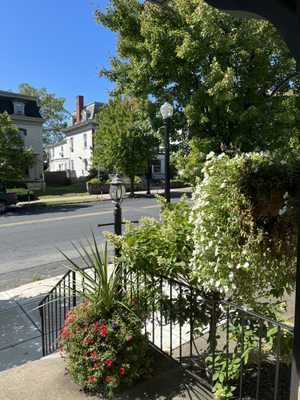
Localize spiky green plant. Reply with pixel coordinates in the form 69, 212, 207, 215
60, 233, 121, 316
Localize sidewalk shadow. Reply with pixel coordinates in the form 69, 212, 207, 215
116, 347, 212, 400
0, 293, 46, 372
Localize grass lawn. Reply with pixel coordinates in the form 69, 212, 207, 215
35, 182, 89, 199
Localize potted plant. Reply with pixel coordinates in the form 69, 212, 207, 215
58, 236, 151, 397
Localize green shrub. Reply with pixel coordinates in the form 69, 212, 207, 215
7, 188, 36, 201
169, 179, 187, 188
106, 195, 193, 282
87, 178, 101, 185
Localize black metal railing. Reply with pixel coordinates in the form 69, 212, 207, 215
39, 266, 294, 399
39, 269, 77, 356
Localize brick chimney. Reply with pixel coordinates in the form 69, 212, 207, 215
76, 95, 84, 124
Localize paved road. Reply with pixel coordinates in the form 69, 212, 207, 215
0, 195, 189, 289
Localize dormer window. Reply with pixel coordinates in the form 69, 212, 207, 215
81, 109, 91, 121
68, 115, 75, 126
14, 102, 24, 115
81, 109, 87, 121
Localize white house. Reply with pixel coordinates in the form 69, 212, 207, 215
0, 90, 44, 185
47, 96, 101, 179
47, 95, 165, 180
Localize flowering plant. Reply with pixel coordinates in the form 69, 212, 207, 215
190, 150, 298, 306
58, 234, 151, 397
59, 301, 150, 397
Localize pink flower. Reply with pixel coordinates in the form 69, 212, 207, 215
59, 346, 64, 352
105, 376, 110, 383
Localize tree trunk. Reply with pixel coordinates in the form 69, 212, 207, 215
129, 176, 135, 198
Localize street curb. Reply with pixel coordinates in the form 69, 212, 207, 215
17, 187, 192, 207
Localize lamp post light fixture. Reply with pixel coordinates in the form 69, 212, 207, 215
160, 102, 173, 203
109, 173, 126, 257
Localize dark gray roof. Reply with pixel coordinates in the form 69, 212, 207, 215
70, 101, 103, 121
0, 90, 43, 118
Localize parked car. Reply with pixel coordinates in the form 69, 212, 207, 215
0, 183, 17, 213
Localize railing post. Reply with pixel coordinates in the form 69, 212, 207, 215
39, 305, 46, 357
290, 193, 300, 400
72, 270, 76, 307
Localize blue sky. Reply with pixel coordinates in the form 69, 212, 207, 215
0, 0, 117, 112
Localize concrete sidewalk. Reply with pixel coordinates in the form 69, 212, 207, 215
0, 276, 63, 372
0, 348, 212, 400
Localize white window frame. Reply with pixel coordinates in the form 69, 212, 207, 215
14, 102, 25, 115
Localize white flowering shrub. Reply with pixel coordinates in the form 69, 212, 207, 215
190, 151, 298, 307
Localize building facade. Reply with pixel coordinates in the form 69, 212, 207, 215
0, 90, 44, 184
47, 96, 101, 179
47, 95, 165, 181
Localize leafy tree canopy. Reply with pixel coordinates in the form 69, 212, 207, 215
18, 83, 69, 145
0, 112, 35, 182
93, 96, 159, 195
95, 0, 300, 155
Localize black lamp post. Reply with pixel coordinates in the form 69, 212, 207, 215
160, 102, 173, 203
109, 173, 126, 257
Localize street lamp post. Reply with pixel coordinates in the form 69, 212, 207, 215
160, 102, 173, 203
109, 173, 126, 257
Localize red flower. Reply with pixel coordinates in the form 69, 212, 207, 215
87, 338, 94, 344
76, 326, 80, 331
119, 367, 125, 375
88, 375, 95, 381
100, 325, 107, 337
105, 358, 112, 367
92, 350, 97, 359
105, 376, 110, 383
59, 346, 64, 352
